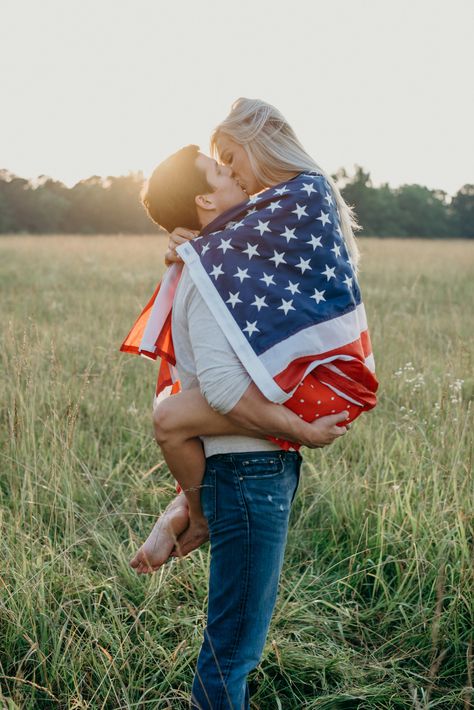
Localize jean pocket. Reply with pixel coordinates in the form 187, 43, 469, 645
200, 467, 216, 525
239, 455, 285, 479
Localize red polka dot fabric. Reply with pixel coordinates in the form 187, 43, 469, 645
268, 371, 366, 452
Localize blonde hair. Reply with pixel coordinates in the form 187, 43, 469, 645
211, 97, 361, 271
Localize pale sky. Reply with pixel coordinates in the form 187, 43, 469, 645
1, 0, 473, 195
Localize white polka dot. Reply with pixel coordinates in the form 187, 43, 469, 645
300, 399, 305, 403
317, 400, 321, 404
331, 409, 335, 413
299, 414, 304, 418
316, 414, 320, 417
310, 384, 314, 389
331, 396, 335, 401
347, 405, 351, 408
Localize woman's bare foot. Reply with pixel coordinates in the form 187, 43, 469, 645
130, 495, 190, 574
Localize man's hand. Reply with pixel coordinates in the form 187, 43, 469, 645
164, 227, 199, 266
303, 410, 350, 448
225, 381, 351, 450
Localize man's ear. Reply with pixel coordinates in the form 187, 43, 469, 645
195, 193, 216, 212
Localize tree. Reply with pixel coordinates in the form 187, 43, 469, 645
451, 184, 474, 237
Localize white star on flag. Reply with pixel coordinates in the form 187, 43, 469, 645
243, 320, 260, 336
268, 200, 282, 213
246, 207, 257, 216
225, 221, 235, 229
321, 264, 336, 281
336, 224, 343, 237
269, 250, 287, 267
292, 203, 308, 220
231, 220, 245, 231
285, 280, 301, 295
234, 267, 251, 283
201, 243, 210, 255
274, 185, 290, 196
278, 298, 296, 315
243, 243, 260, 260
218, 238, 234, 254
210, 264, 224, 280
251, 295, 269, 311
260, 272, 276, 287
280, 226, 297, 243
295, 257, 312, 274
317, 210, 331, 227
310, 288, 326, 304
331, 243, 342, 258
347, 254, 353, 267
254, 220, 271, 236
226, 291, 242, 308
324, 192, 333, 206
301, 182, 317, 196
248, 194, 261, 204
307, 234, 323, 250
343, 275, 353, 288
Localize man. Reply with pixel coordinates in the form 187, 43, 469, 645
128, 145, 349, 709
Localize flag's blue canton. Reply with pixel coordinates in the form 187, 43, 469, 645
193, 172, 361, 356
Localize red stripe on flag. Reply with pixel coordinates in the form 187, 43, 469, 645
274, 333, 378, 409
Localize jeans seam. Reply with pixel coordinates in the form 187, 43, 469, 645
214, 463, 251, 709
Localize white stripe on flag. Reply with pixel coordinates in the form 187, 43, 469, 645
365, 353, 375, 372
259, 303, 369, 375
140, 262, 183, 354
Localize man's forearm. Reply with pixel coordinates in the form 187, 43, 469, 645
155, 385, 344, 453
223, 382, 318, 447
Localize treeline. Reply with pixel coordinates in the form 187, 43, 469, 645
0, 167, 473, 237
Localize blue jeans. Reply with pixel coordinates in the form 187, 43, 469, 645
190, 450, 302, 710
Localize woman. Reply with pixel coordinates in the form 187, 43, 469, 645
131, 97, 374, 571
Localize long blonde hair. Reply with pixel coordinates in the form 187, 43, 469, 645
211, 98, 361, 271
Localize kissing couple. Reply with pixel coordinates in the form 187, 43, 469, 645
121, 97, 378, 709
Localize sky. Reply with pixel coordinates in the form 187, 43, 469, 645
1, 0, 473, 195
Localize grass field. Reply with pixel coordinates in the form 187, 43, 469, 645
0, 235, 473, 709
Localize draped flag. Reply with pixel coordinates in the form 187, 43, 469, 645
121, 170, 378, 447
120, 262, 182, 403
175, 171, 378, 409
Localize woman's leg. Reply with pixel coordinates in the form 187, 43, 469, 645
131, 389, 264, 573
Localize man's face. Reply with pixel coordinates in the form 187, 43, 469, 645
195, 153, 247, 216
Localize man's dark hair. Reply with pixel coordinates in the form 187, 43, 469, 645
141, 144, 214, 232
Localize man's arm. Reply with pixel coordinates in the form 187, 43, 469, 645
154, 385, 348, 448
185, 279, 348, 446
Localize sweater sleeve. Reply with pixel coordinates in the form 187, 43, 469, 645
185, 281, 252, 415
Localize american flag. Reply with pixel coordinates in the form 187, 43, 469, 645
175, 171, 378, 408
121, 170, 378, 419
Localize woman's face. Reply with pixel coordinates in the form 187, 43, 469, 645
216, 134, 265, 196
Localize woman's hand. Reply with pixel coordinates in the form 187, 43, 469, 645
165, 227, 199, 266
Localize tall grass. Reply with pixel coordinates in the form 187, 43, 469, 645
0, 235, 473, 709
